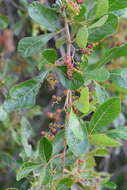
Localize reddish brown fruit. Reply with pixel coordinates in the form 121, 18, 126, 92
57, 96, 62, 101
41, 131, 45, 136
63, 89, 68, 95
51, 128, 57, 134
52, 95, 56, 99
81, 48, 87, 54
55, 115, 61, 121
47, 112, 54, 119
56, 109, 62, 113
76, 0, 84, 3
87, 43, 94, 49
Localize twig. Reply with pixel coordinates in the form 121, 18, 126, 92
63, 10, 71, 56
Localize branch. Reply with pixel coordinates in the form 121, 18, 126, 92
63, 10, 71, 56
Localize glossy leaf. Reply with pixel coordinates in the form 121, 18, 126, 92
28, 2, 60, 31
39, 165, 51, 186
74, 87, 90, 113
89, 134, 121, 147
18, 33, 54, 57
66, 111, 89, 156
39, 137, 53, 162
95, 43, 127, 68
76, 25, 88, 48
68, 110, 85, 140
0, 106, 8, 121
39, 49, 57, 69
6, 189, 18, 190
88, 98, 121, 134
16, 162, 40, 181
56, 178, 74, 190
0, 15, 8, 29
57, 66, 84, 90
3, 71, 48, 112
89, 14, 118, 42
107, 127, 127, 140
89, 148, 109, 157
89, 15, 108, 29
53, 130, 64, 155
85, 156, 96, 169
55, 37, 66, 48
86, 68, 110, 82
95, 83, 109, 104
110, 68, 127, 90
21, 117, 33, 158
103, 181, 117, 189
96, 0, 109, 18
109, 0, 127, 11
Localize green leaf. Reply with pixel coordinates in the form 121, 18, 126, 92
18, 33, 54, 57
0, 15, 8, 29
96, 0, 109, 18
89, 134, 121, 147
86, 68, 110, 82
68, 110, 85, 140
38, 49, 57, 70
89, 15, 108, 29
39, 165, 51, 186
107, 127, 127, 140
42, 49, 57, 63
88, 97, 121, 134
57, 66, 84, 90
110, 68, 127, 90
28, 2, 60, 31
109, 0, 127, 11
56, 178, 74, 190
0, 105, 8, 121
66, 111, 89, 156
95, 83, 109, 104
21, 117, 33, 158
3, 71, 48, 112
39, 137, 53, 162
76, 25, 88, 48
94, 43, 127, 68
6, 189, 18, 190
0, 153, 17, 169
88, 14, 118, 42
103, 181, 117, 189
89, 148, 109, 157
16, 162, 40, 181
85, 156, 96, 169
55, 37, 66, 48
74, 87, 90, 113
53, 130, 64, 155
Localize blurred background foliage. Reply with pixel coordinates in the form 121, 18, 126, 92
1, 0, 127, 189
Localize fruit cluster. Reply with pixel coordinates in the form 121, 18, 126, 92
64, 55, 74, 79
76, 0, 84, 3
81, 42, 99, 56
67, 0, 80, 15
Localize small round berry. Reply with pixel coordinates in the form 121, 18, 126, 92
63, 89, 68, 95
51, 128, 57, 134
55, 115, 61, 121
41, 131, 45, 136
76, 0, 84, 3
57, 96, 62, 101
87, 43, 94, 49
78, 159, 85, 163
56, 109, 62, 113
52, 95, 56, 99
47, 112, 54, 119
81, 48, 87, 54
